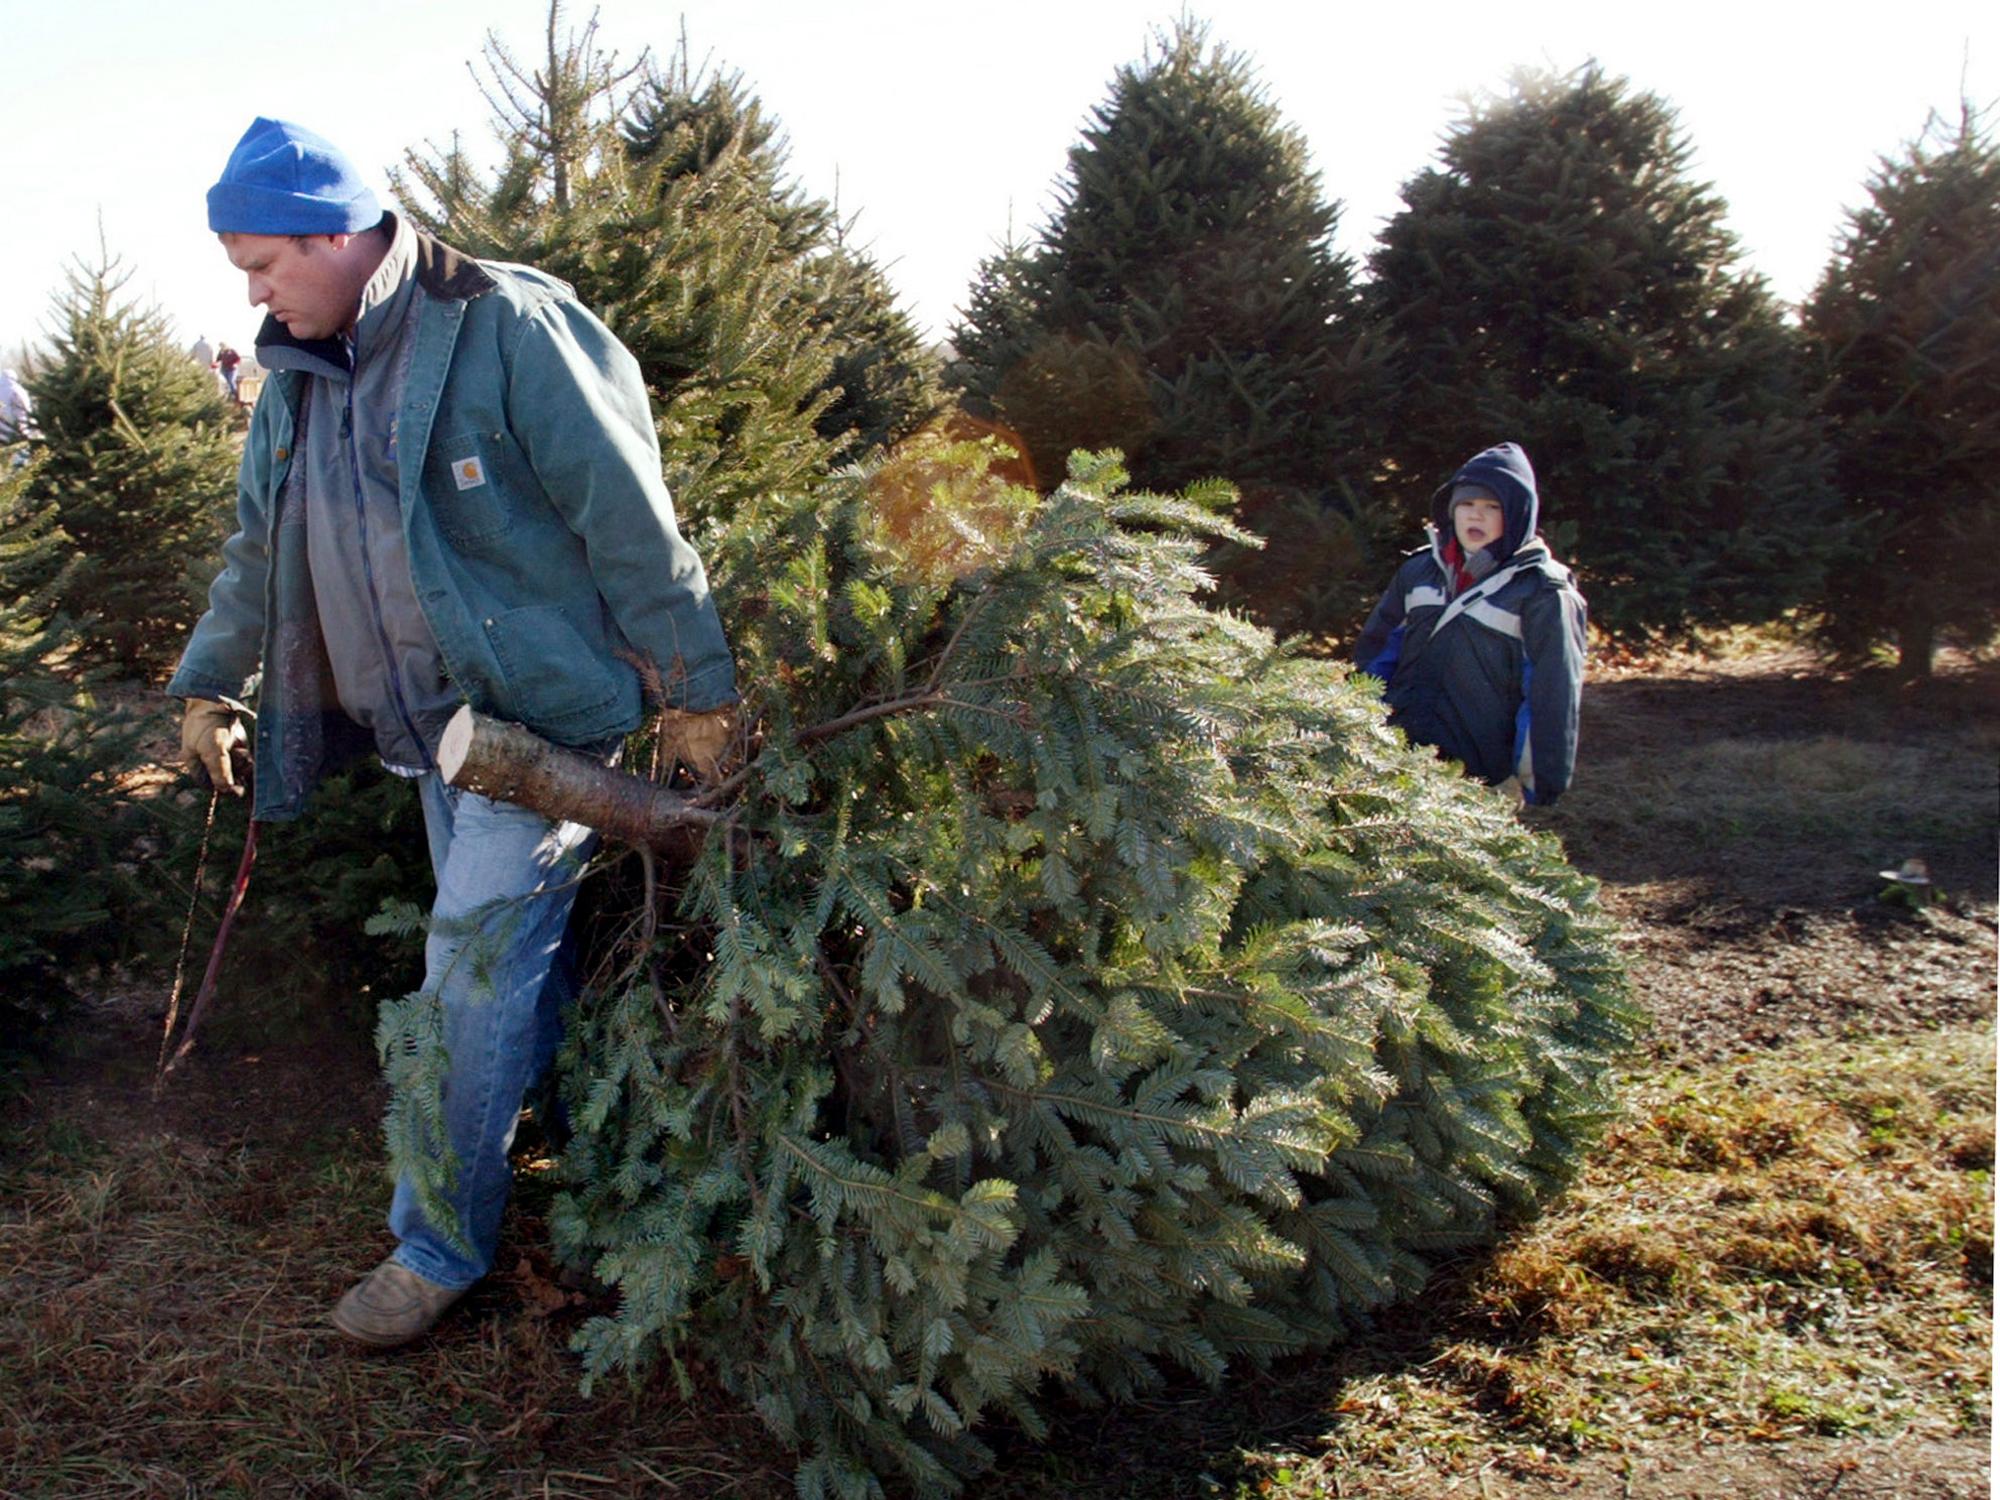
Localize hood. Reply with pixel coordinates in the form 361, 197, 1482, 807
1429, 441, 1539, 564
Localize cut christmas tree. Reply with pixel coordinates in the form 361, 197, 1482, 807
383, 434, 1639, 1497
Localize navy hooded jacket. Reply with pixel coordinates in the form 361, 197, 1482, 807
1351, 443, 1587, 804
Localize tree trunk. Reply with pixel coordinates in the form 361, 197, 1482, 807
438, 706, 718, 848
1896, 605, 1936, 683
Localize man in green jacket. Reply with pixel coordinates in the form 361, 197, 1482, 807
171, 117, 737, 1347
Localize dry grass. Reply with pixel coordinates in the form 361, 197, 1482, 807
0, 1126, 790, 1498
3, 1026, 1986, 1498
3, 644, 1991, 1498
1194, 1025, 1993, 1498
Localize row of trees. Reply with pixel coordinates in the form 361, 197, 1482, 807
953, 25, 1998, 671
6, 19, 1993, 683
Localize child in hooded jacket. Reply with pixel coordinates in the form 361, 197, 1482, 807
1352, 442, 1587, 805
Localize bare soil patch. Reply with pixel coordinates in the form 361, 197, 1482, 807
1535, 646, 1997, 1069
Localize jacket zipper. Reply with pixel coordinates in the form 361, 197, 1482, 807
344, 376, 434, 771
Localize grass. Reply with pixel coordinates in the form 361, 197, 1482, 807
1192, 1025, 1994, 1498
3, 645, 1992, 1496
1, 1025, 1988, 1498
1556, 731, 2000, 858
0, 1124, 791, 1498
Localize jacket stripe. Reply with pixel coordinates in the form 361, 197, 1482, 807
1431, 561, 1527, 635
1404, 584, 1446, 611
1463, 598, 1523, 639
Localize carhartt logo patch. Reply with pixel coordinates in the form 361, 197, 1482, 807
453, 455, 487, 490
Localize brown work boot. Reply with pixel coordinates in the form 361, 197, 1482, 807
329, 1259, 467, 1348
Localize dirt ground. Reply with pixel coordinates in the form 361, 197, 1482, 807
1542, 646, 1997, 1070
5, 644, 1993, 1498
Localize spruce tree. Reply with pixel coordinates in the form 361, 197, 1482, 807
949, 20, 1387, 637
1369, 63, 1840, 643
384, 440, 1637, 1495
0, 449, 148, 1043
619, 49, 942, 461
25, 246, 237, 677
396, 6, 937, 524
1803, 103, 2000, 678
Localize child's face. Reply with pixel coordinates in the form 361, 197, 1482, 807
1453, 496, 1505, 554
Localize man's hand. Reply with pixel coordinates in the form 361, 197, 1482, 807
180, 699, 249, 797
659, 703, 738, 786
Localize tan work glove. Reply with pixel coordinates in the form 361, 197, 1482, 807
659, 703, 738, 785
180, 698, 249, 797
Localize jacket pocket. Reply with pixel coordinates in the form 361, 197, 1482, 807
483, 605, 622, 732
423, 430, 526, 546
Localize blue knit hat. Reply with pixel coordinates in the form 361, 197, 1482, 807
206, 118, 381, 235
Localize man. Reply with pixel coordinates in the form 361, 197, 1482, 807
170, 117, 738, 1347
1352, 441, 1587, 805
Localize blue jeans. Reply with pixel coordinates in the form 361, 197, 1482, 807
387, 773, 599, 1289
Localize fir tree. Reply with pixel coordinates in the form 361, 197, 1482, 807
1803, 103, 2000, 678
799, 239, 942, 460
620, 47, 942, 462
384, 439, 1637, 1495
949, 20, 1387, 637
396, 13, 838, 539
25, 244, 237, 677
465, 0, 650, 216
1369, 63, 1841, 643
947, 231, 1038, 394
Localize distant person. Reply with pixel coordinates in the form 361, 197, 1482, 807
189, 334, 215, 372
1352, 442, 1587, 805
216, 343, 242, 401
0, 366, 36, 443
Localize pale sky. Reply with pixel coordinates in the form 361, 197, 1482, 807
3, 0, 1992, 361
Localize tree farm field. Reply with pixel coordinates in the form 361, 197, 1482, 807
0, 641, 1991, 1500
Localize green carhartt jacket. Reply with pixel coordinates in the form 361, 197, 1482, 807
167, 230, 736, 821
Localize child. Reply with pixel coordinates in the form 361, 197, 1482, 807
1352, 442, 1587, 805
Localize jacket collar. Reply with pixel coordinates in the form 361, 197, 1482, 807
409, 224, 497, 302
251, 214, 495, 370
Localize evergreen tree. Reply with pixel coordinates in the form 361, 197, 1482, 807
1803, 103, 2000, 678
385, 440, 1637, 1495
1369, 64, 1840, 643
0, 449, 149, 1044
620, 49, 942, 460
465, 0, 650, 216
25, 245, 237, 676
397, 18, 838, 539
801, 240, 942, 460
949, 20, 1387, 637
948, 231, 1038, 392
396, 6, 937, 526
